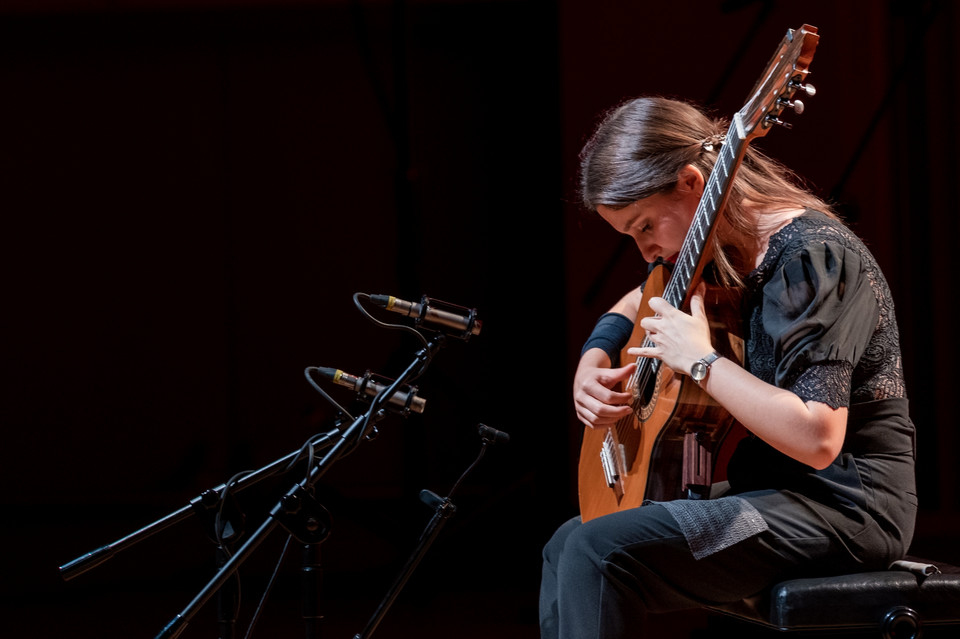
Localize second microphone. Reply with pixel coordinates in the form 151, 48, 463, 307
315, 367, 427, 415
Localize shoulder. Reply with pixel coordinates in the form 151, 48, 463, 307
762, 209, 870, 272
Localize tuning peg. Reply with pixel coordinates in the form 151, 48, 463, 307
765, 116, 793, 130
790, 79, 816, 97
779, 97, 805, 114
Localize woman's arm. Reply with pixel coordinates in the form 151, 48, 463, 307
630, 285, 846, 469
572, 284, 646, 429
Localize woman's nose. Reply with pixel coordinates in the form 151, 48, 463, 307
635, 237, 656, 262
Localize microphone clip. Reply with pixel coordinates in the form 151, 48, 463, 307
356, 370, 425, 417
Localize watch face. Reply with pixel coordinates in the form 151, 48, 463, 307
691, 361, 707, 381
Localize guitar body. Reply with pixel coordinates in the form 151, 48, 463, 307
577, 264, 744, 522
576, 23, 819, 523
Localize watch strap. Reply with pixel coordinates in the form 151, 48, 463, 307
700, 351, 721, 368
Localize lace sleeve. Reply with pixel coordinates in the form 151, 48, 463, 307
791, 360, 853, 408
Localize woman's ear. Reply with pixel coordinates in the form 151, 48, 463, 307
676, 164, 705, 196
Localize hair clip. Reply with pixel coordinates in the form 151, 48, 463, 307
701, 134, 726, 152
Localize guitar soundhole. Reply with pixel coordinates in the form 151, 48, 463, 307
636, 366, 662, 422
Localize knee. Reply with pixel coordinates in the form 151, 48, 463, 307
552, 518, 612, 576
542, 516, 581, 568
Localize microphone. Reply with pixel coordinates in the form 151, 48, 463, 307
478, 423, 510, 445
315, 367, 426, 415
369, 294, 481, 339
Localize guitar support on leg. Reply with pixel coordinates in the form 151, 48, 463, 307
682, 429, 714, 500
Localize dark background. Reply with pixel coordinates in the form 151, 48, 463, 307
3, 1, 958, 637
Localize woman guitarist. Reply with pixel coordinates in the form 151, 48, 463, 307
539, 95, 917, 638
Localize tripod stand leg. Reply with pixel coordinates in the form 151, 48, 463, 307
302, 542, 323, 638
217, 546, 239, 639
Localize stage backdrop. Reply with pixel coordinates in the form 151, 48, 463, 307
2, 1, 957, 638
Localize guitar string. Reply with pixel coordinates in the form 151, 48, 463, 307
616, 134, 737, 442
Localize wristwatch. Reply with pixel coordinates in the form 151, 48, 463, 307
690, 351, 721, 383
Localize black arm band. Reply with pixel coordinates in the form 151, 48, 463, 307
580, 312, 634, 365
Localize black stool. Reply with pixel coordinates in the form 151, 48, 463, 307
708, 557, 960, 638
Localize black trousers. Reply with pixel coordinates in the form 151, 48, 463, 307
538, 497, 861, 639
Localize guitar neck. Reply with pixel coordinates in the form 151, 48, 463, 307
663, 114, 747, 309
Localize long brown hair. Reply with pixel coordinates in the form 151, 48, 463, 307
579, 96, 837, 286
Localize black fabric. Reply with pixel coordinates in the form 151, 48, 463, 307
728, 211, 917, 567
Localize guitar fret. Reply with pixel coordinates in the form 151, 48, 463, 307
694, 218, 708, 245
716, 151, 730, 182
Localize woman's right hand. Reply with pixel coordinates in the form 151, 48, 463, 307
573, 348, 636, 429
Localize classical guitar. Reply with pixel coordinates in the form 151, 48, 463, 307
578, 24, 820, 522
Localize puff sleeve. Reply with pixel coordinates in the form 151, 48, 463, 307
760, 238, 879, 406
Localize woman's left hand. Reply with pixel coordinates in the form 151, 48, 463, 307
629, 282, 715, 376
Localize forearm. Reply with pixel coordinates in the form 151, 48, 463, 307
698, 357, 846, 469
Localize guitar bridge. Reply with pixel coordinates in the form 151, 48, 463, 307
600, 429, 626, 499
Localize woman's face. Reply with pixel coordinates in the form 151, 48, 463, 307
596, 166, 704, 263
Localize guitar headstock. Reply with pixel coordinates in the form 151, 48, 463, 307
739, 24, 819, 140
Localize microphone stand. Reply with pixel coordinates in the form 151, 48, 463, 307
153, 337, 442, 639
59, 428, 342, 582
354, 424, 505, 639
60, 427, 343, 639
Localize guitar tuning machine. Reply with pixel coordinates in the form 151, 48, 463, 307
766, 116, 794, 130
768, 78, 816, 128
778, 96, 805, 114
789, 77, 817, 97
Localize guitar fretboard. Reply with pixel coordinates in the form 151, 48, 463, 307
663, 114, 746, 309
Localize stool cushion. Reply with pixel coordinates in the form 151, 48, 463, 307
711, 567, 960, 631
